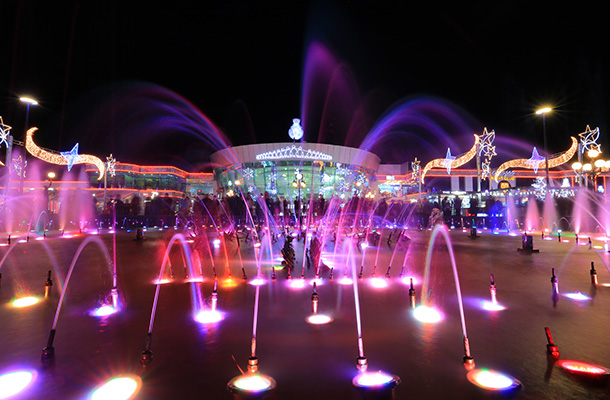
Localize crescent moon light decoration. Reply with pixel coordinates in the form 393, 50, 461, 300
494, 136, 578, 182
421, 134, 479, 183
26, 127, 106, 181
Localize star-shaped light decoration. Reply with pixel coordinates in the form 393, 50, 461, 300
441, 148, 456, 174
525, 147, 545, 174
0, 116, 12, 150
106, 154, 116, 177
61, 143, 82, 171
579, 125, 600, 153
13, 155, 26, 178
411, 158, 420, 181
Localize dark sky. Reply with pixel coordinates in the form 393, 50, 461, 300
1, 1, 608, 171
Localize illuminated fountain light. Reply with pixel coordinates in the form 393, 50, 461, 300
227, 373, 276, 395
249, 277, 266, 286
412, 305, 443, 323
288, 278, 307, 289
480, 300, 506, 311
562, 292, 592, 301
369, 277, 389, 289
220, 277, 238, 289
557, 360, 610, 376
306, 314, 333, 325
153, 278, 171, 285
309, 277, 323, 286
90, 375, 141, 400
90, 304, 119, 317
400, 276, 419, 286
352, 370, 400, 388
186, 276, 204, 283
12, 297, 39, 308
194, 309, 224, 324
338, 276, 353, 285
0, 370, 36, 399
467, 369, 521, 391
212, 238, 221, 247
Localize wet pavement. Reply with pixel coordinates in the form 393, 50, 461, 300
0, 228, 609, 399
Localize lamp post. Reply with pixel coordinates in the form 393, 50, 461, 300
572, 148, 609, 191
536, 107, 552, 188
46, 172, 55, 213
292, 171, 306, 227
19, 97, 37, 194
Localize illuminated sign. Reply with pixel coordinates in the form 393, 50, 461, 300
498, 181, 511, 189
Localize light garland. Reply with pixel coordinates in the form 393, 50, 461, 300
255, 144, 332, 161
494, 137, 578, 181
25, 127, 106, 180
421, 134, 479, 183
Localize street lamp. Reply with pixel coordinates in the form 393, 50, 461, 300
19, 97, 37, 193
536, 107, 552, 187
46, 172, 55, 212
572, 148, 610, 191
292, 171, 306, 226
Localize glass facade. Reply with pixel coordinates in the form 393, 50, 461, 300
215, 160, 376, 201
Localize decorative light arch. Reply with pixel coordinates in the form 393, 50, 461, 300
25, 127, 106, 180
421, 135, 479, 183
255, 144, 333, 161
494, 137, 578, 181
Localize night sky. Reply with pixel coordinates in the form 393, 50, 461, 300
1, 1, 608, 171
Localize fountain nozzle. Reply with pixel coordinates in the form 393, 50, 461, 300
329, 267, 334, 280
41, 329, 56, 361
247, 356, 259, 374
44, 270, 53, 298
7, 235, 10, 245
140, 333, 154, 366
544, 327, 559, 358
356, 356, 368, 372
385, 266, 391, 278
408, 278, 416, 309
551, 268, 559, 294
489, 274, 497, 304
311, 283, 319, 314
590, 262, 598, 286
462, 336, 475, 370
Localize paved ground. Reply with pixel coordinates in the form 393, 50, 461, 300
0, 228, 609, 399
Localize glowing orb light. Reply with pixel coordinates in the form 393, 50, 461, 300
228, 374, 276, 393
288, 279, 306, 289
413, 305, 443, 323
0, 370, 36, 399
309, 277, 323, 286
306, 314, 333, 325
12, 297, 39, 308
563, 292, 592, 301
352, 371, 399, 388
90, 305, 118, 317
400, 276, 419, 286
370, 277, 389, 289
557, 360, 610, 376
481, 300, 506, 311
338, 277, 353, 285
194, 309, 224, 324
249, 277, 266, 286
90, 376, 141, 400
467, 369, 521, 391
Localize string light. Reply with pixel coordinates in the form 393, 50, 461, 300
25, 127, 106, 180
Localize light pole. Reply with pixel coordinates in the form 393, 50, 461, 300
572, 148, 609, 191
292, 171, 306, 227
19, 97, 37, 193
46, 172, 55, 213
536, 107, 552, 188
